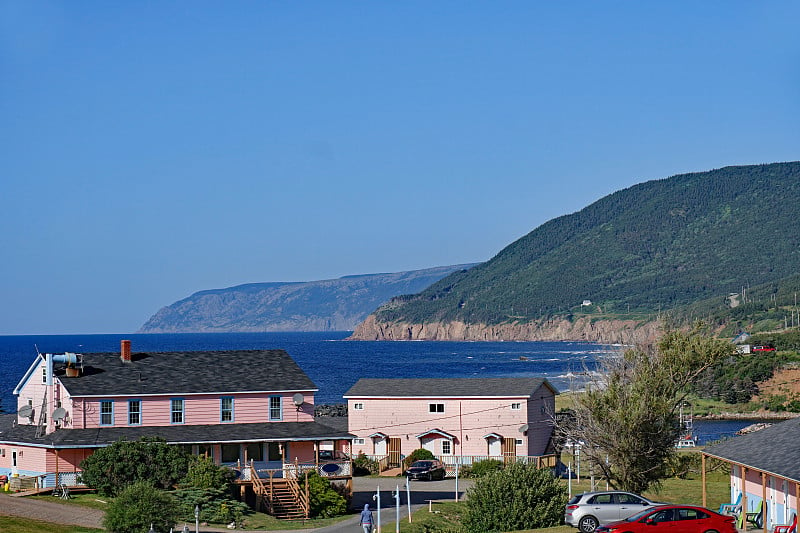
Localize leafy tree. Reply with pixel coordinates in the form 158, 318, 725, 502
352, 452, 380, 476
560, 324, 734, 493
299, 472, 347, 518
79, 437, 191, 496
462, 462, 567, 532
103, 481, 181, 533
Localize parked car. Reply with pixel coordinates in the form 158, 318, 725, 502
564, 491, 662, 533
752, 344, 776, 352
594, 505, 737, 533
404, 459, 446, 480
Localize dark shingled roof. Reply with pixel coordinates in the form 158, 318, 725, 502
0, 414, 351, 449
343, 377, 556, 398
704, 417, 800, 482
55, 350, 317, 397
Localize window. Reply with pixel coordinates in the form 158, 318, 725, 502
269, 396, 282, 421
353, 438, 365, 445
221, 397, 234, 422
353, 402, 364, 410
197, 444, 214, 459
441, 440, 451, 454
511, 402, 521, 410
128, 400, 141, 425
267, 442, 282, 461
429, 403, 445, 413
221, 444, 240, 463
100, 400, 114, 426
246, 443, 264, 462
515, 438, 523, 446
171, 398, 184, 424
42, 367, 47, 384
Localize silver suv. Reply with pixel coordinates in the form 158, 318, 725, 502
565, 491, 661, 532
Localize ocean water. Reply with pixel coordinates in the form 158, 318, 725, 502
0, 332, 758, 442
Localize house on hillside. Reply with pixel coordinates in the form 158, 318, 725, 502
703, 418, 800, 532
0, 341, 353, 517
343, 377, 558, 472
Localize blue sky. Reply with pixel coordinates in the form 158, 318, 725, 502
1, 2, 799, 334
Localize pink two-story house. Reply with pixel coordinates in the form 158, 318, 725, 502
344, 377, 557, 470
0, 341, 353, 491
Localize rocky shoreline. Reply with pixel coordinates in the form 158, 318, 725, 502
350, 315, 661, 344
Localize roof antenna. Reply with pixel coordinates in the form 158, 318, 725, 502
35, 344, 41, 357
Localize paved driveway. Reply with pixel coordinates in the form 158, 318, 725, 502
0, 492, 105, 529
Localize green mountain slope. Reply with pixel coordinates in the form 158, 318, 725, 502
372, 162, 800, 327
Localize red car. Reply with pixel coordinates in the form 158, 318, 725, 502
752, 344, 776, 352
593, 505, 736, 533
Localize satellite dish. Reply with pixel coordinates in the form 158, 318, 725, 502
293, 393, 304, 406
518, 424, 529, 433
52, 407, 67, 422
18, 405, 33, 418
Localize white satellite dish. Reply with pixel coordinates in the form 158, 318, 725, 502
518, 424, 529, 433
52, 407, 67, 422
18, 405, 33, 418
293, 393, 304, 407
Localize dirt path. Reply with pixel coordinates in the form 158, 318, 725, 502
0, 493, 105, 529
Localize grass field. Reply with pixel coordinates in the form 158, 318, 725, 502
0, 516, 101, 533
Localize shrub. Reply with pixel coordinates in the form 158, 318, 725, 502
299, 472, 347, 518
103, 481, 181, 533
79, 437, 191, 496
462, 462, 567, 532
404, 448, 435, 468
353, 452, 380, 476
469, 459, 504, 478
181, 455, 235, 489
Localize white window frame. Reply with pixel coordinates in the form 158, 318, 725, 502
128, 399, 141, 425
353, 438, 365, 445
269, 395, 282, 421
171, 398, 185, 424
441, 440, 452, 455
100, 400, 114, 426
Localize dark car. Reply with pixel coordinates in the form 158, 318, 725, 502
404, 460, 446, 481
594, 505, 736, 533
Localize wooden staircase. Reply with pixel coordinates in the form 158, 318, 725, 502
251, 471, 309, 520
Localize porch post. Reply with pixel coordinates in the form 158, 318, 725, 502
55, 449, 59, 487
701, 453, 707, 508
762, 472, 767, 533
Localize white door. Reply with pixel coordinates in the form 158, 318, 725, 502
488, 438, 501, 456
11, 449, 18, 476
374, 437, 387, 456
421, 437, 435, 453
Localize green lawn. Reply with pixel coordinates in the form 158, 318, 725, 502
0, 516, 102, 533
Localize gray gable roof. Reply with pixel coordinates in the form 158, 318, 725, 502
0, 414, 351, 449
704, 417, 800, 482
343, 377, 557, 398
56, 350, 317, 397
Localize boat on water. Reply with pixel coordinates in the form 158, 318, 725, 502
675, 403, 698, 448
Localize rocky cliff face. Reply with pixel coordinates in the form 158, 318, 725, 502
350, 314, 661, 344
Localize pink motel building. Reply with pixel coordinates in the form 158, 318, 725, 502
703, 418, 800, 532
0, 341, 353, 493
343, 377, 558, 470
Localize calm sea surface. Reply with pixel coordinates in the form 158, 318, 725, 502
0, 332, 757, 444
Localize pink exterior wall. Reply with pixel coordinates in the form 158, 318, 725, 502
347, 390, 555, 458
75, 391, 314, 428
730, 465, 800, 530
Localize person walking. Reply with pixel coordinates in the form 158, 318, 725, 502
360, 503, 375, 533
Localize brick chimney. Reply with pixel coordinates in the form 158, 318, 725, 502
121, 339, 132, 363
